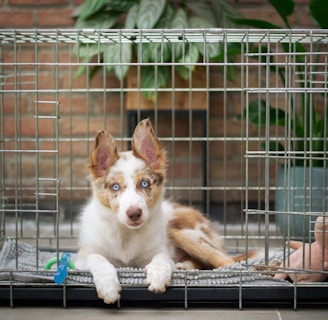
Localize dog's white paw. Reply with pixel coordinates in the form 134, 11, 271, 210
145, 254, 173, 293
93, 271, 121, 304
87, 254, 122, 304
175, 260, 196, 270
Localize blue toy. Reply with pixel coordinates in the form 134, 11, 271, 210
45, 252, 76, 285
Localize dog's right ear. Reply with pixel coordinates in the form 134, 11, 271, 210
132, 118, 166, 172
88, 130, 119, 178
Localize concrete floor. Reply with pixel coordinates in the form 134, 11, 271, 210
1, 307, 328, 320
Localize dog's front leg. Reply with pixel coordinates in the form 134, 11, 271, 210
145, 253, 174, 293
86, 253, 121, 304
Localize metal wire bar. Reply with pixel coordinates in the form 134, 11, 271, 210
0, 28, 327, 308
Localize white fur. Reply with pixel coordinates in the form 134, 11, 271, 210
76, 152, 175, 304
110, 152, 152, 228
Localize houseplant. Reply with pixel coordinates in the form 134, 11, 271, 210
73, 0, 240, 102
234, 0, 328, 239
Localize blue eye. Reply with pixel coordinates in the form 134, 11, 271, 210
111, 183, 120, 191
141, 180, 149, 188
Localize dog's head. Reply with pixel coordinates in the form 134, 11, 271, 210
88, 119, 166, 229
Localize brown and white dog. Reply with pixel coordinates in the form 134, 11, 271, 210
76, 119, 240, 304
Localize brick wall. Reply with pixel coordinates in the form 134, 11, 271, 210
0, 1, 317, 210
0, 0, 82, 28
0, 0, 316, 29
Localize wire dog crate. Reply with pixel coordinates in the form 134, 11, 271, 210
0, 29, 328, 308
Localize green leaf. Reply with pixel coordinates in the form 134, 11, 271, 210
175, 66, 190, 81
154, 3, 174, 28
176, 44, 200, 80
74, 65, 87, 79
74, 64, 101, 80
189, 16, 216, 29
106, 0, 138, 12
170, 8, 189, 29
75, 43, 101, 60
247, 99, 286, 128
231, 1, 294, 28
148, 42, 172, 62
189, 16, 220, 58
75, 11, 118, 29
261, 141, 285, 154
186, 0, 217, 26
124, 3, 139, 29
78, 0, 108, 20
211, 42, 241, 61
74, 43, 102, 78
211, 0, 241, 22
180, 43, 199, 64
169, 9, 189, 59
141, 66, 170, 100
210, 43, 241, 82
268, 0, 294, 28
309, 0, 328, 28
137, 0, 166, 29
281, 42, 306, 70
103, 43, 132, 80
137, 43, 153, 63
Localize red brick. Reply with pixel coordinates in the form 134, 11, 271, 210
167, 160, 202, 180
209, 140, 237, 160
232, 0, 264, 3
4, 116, 57, 138
294, 0, 310, 4
102, 94, 125, 114
0, 10, 35, 27
238, 7, 286, 27
2, 95, 29, 113
57, 95, 88, 114
71, 159, 89, 180
3, 140, 36, 152
210, 159, 241, 180
59, 116, 121, 137
63, 72, 103, 91
72, 0, 83, 5
9, 0, 68, 5
56, 140, 90, 158
210, 118, 245, 137
295, 6, 317, 28
37, 8, 75, 27
38, 49, 71, 65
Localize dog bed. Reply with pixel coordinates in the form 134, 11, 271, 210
0, 238, 286, 287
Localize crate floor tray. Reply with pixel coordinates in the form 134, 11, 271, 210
1, 239, 327, 307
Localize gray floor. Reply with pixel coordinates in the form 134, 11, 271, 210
1, 307, 328, 320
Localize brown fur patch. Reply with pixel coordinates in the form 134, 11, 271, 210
134, 169, 164, 210
93, 174, 124, 212
169, 204, 234, 269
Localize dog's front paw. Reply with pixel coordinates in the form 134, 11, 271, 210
87, 254, 122, 304
93, 271, 121, 304
145, 254, 173, 293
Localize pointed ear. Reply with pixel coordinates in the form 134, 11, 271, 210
89, 130, 119, 178
132, 118, 166, 172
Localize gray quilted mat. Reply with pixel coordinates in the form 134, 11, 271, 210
0, 239, 286, 287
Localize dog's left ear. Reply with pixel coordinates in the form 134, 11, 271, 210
132, 118, 166, 172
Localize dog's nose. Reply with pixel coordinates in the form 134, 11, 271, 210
127, 207, 142, 222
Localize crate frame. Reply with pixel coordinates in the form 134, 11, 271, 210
1, 28, 328, 308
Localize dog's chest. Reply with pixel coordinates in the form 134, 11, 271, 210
102, 221, 164, 267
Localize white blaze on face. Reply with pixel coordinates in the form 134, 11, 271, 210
108, 152, 150, 229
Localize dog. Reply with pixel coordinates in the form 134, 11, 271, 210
76, 118, 242, 304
